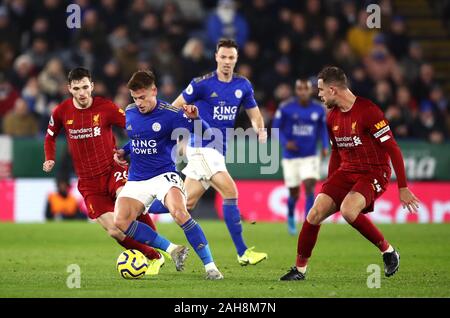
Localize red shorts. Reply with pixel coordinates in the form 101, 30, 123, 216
77, 162, 128, 219
320, 168, 390, 213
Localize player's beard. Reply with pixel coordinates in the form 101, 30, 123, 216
323, 98, 337, 109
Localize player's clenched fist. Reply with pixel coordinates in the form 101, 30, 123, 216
114, 149, 128, 166
182, 104, 199, 119
258, 128, 267, 144
43, 160, 55, 172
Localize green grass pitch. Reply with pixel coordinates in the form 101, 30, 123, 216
0, 221, 449, 297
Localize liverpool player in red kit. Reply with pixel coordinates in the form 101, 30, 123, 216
280, 66, 420, 280
43, 68, 171, 275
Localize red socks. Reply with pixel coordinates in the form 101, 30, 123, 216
119, 214, 159, 260
119, 236, 161, 260
296, 220, 321, 267
350, 213, 389, 252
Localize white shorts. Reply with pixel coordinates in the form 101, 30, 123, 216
281, 155, 320, 188
182, 146, 227, 190
117, 172, 185, 211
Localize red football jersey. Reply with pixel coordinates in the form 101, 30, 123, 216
44, 96, 126, 179
327, 96, 395, 175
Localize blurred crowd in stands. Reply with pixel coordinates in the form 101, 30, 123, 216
0, 0, 448, 144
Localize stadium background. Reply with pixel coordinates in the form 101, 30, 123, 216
0, 0, 449, 223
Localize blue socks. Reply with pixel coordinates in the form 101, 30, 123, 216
149, 200, 170, 214
181, 218, 213, 265
305, 193, 314, 218
287, 196, 297, 218
223, 198, 247, 256
125, 220, 170, 250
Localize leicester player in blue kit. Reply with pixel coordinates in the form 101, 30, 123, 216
272, 79, 329, 235
113, 70, 223, 280
151, 39, 268, 266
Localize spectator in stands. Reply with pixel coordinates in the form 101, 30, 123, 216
347, 9, 379, 58
0, 5, 20, 54
37, 58, 65, 101
412, 63, 438, 102
304, 0, 325, 35
349, 65, 373, 98
206, 0, 249, 49
45, 178, 86, 221
333, 40, 358, 74
243, 0, 277, 51
401, 42, 424, 85
98, 0, 126, 33
288, 12, 308, 54
0, 72, 19, 119
10, 54, 36, 91
181, 38, 211, 84
2, 97, 39, 137
386, 15, 410, 60
385, 85, 417, 139
372, 80, 393, 112
25, 36, 50, 72
410, 101, 447, 144
240, 40, 265, 85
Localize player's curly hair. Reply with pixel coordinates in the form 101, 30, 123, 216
127, 70, 156, 91
318, 66, 348, 88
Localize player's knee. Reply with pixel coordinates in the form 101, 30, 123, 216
340, 203, 359, 222
170, 208, 190, 225
186, 197, 198, 211
306, 207, 321, 225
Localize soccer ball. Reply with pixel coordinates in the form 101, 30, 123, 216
116, 249, 148, 279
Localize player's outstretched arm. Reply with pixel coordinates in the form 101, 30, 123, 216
172, 94, 187, 109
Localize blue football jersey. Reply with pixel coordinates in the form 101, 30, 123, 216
272, 98, 329, 159
182, 71, 258, 155
122, 100, 208, 181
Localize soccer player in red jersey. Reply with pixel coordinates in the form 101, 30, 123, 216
280, 66, 420, 280
43, 67, 168, 275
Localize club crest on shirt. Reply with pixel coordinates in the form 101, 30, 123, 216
311, 112, 319, 121
186, 84, 194, 95
351, 121, 357, 134
235, 89, 243, 98
66, 119, 73, 125
92, 114, 100, 126
333, 125, 339, 131
152, 122, 161, 132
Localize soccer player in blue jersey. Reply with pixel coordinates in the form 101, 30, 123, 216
272, 79, 329, 235
113, 70, 223, 280
167, 38, 268, 266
